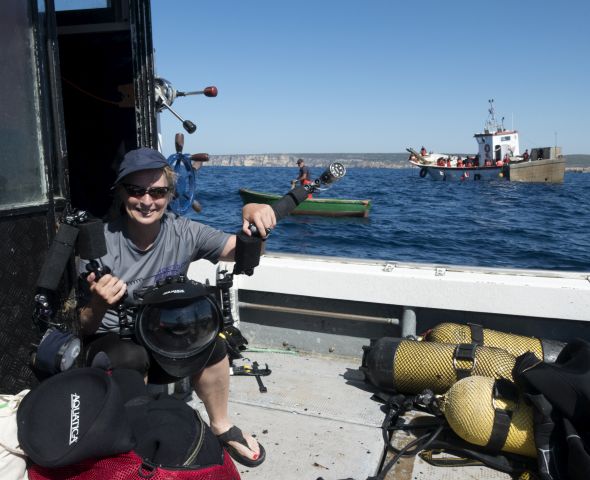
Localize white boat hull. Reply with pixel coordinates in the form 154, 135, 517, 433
424, 165, 504, 181
410, 160, 505, 181
189, 253, 590, 326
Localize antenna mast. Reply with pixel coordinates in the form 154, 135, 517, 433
484, 99, 502, 133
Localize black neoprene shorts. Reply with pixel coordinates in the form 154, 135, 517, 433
83, 332, 227, 384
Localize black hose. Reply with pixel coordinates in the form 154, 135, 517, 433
368, 424, 445, 480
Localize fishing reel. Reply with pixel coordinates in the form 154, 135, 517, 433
155, 77, 218, 134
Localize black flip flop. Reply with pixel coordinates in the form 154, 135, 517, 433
216, 425, 266, 467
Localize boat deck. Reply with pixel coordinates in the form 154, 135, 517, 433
181, 256, 569, 479
189, 347, 510, 480
190, 349, 384, 479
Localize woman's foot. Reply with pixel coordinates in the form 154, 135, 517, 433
214, 425, 266, 467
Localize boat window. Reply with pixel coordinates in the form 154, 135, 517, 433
501, 135, 511, 141
0, 0, 47, 209
55, 0, 110, 11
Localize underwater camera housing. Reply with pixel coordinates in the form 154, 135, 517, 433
133, 275, 224, 377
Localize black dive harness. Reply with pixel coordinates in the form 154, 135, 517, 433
368, 388, 536, 480
367, 390, 445, 480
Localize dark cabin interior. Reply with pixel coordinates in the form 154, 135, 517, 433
56, 5, 139, 218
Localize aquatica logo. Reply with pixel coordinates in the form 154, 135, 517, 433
162, 289, 185, 295
69, 393, 80, 445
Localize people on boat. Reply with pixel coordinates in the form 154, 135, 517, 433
484, 159, 492, 167
503, 153, 510, 164
437, 157, 445, 166
473, 155, 480, 167
456, 158, 464, 168
446, 158, 452, 167
420, 146, 427, 156
465, 158, 473, 167
78, 147, 273, 467
523, 149, 530, 161
495, 158, 504, 166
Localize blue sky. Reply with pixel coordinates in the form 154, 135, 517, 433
151, 0, 590, 156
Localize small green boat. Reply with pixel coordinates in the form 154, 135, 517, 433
239, 188, 371, 218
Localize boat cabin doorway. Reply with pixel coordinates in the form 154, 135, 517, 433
55, 0, 157, 218
0, 0, 156, 393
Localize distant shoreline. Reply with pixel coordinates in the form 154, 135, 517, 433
202, 153, 590, 171
201, 164, 590, 172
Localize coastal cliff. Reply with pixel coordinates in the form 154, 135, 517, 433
207, 153, 413, 168
204, 153, 590, 170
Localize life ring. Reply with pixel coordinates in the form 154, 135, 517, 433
484, 144, 491, 153
419, 167, 428, 178
167, 152, 195, 215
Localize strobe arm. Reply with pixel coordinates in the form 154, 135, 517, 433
317, 162, 346, 187
270, 162, 347, 222
232, 162, 346, 275
269, 186, 308, 222
32, 212, 107, 376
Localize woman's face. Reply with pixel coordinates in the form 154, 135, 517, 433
120, 169, 170, 227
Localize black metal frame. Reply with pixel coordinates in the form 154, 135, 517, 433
0, 0, 157, 392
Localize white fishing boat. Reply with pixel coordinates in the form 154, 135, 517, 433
408, 100, 565, 183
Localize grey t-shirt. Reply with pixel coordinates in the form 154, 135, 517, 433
79, 212, 231, 332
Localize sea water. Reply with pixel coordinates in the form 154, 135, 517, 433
186, 167, 590, 272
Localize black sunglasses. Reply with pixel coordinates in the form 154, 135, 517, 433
122, 184, 170, 199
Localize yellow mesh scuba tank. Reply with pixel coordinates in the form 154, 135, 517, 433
424, 322, 565, 362
440, 376, 536, 458
361, 337, 515, 394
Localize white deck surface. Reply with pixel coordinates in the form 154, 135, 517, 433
189, 349, 385, 479
187, 348, 513, 480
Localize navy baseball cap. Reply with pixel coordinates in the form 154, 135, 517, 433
114, 147, 168, 184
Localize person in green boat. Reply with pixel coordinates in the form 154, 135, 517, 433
295, 158, 311, 186
295, 158, 313, 198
